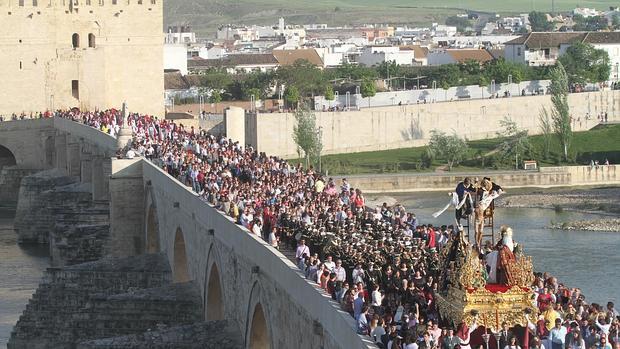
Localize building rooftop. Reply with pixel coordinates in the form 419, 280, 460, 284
505, 31, 620, 48
188, 53, 278, 69
272, 49, 324, 66
446, 49, 494, 63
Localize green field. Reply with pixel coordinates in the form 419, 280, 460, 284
305, 123, 620, 175
165, 0, 620, 37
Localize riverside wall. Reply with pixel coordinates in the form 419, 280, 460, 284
243, 91, 620, 158
340, 165, 620, 193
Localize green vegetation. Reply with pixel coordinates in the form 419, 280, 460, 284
558, 43, 611, 85
445, 15, 471, 33
292, 106, 322, 167
548, 62, 573, 162
185, 58, 554, 106
306, 124, 620, 175
427, 131, 469, 171
164, 0, 620, 36
528, 11, 553, 31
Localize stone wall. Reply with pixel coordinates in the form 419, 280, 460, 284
77, 321, 242, 349
244, 91, 620, 158
8, 254, 206, 349
340, 165, 620, 193
0, 166, 38, 206
13, 169, 109, 250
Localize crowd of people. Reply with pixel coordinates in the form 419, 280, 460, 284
4, 109, 619, 349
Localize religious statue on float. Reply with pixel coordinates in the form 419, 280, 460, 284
485, 225, 533, 287
436, 224, 537, 332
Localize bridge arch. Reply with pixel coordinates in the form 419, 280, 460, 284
145, 204, 160, 253
244, 281, 273, 349
248, 303, 270, 349
173, 227, 190, 283
0, 144, 17, 169
204, 262, 224, 321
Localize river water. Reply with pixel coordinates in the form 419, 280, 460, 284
0, 193, 619, 347
0, 208, 49, 348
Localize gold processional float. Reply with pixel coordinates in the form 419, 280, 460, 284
436, 225, 538, 334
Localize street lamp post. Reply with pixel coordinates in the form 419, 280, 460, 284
199, 95, 204, 119
317, 126, 323, 173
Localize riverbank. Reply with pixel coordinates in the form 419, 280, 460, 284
496, 187, 620, 232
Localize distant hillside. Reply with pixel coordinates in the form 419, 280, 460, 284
163, 0, 620, 37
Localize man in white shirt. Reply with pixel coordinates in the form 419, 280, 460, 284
549, 319, 567, 349
371, 284, 383, 309
295, 240, 310, 267
334, 259, 346, 282
352, 264, 365, 286
323, 255, 335, 272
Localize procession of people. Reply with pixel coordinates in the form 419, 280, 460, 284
5, 109, 618, 349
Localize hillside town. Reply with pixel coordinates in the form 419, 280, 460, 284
163, 7, 620, 112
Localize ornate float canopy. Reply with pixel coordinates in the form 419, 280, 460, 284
436, 233, 537, 331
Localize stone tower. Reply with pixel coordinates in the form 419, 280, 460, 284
0, 0, 164, 116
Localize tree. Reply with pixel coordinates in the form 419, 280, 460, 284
538, 107, 554, 160
276, 59, 326, 99
292, 106, 321, 167
360, 79, 376, 107
613, 14, 620, 30
495, 116, 531, 168
549, 62, 572, 162
201, 69, 234, 91
573, 14, 608, 31
208, 90, 222, 104
324, 85, 335, 101
244, 87, 261, 101
528, 11, 553, 31
427, 130, 469, 171
446, 15, 471, 32
284, 86, 300, 109
558, 42, 610, 85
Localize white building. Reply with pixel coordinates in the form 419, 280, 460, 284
164, 44, 188, 75
217, 26, 260, 42
573, 7, 601, 18
505, 32, 620, 80
198, 46, 226, 60
165, 26, 196, 44
432, 24, 458, 37
357, 46, 415, 66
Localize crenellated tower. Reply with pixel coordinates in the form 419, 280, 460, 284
0, 0, 164, 116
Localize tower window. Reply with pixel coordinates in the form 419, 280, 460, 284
72, 33, 79, 48
88, 33, 95, 48
33, 0, 38, 6
71, 80, 79, 100
19, 0, 24, 6
19, 61, 23, 70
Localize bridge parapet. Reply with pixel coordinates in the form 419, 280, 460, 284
114, 159, 376, 349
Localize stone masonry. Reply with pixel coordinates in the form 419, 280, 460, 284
0, 166, 38, 206
8, 254, 207, 349
77, 321, 242, 349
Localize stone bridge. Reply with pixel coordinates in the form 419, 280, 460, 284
0, 118, 373, 349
